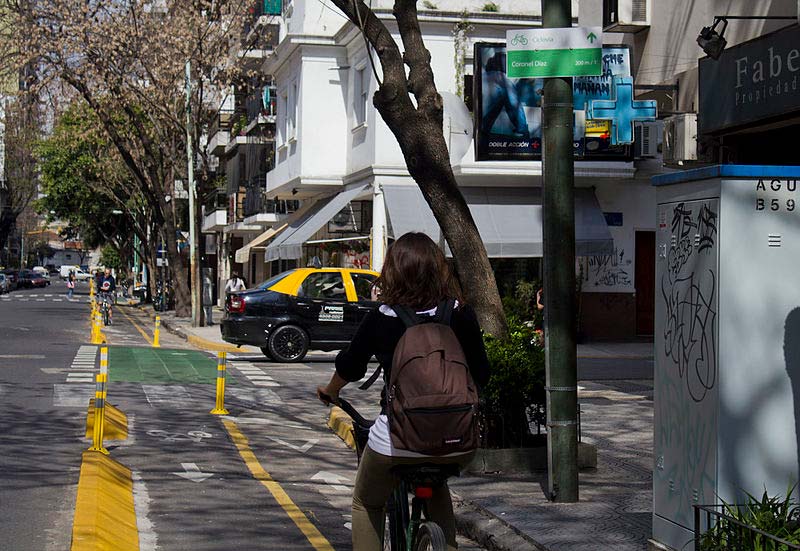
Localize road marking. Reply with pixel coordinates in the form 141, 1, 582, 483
252, 380, 280, 387
145, 429, 213, 443
36, 299, 45, 302
265, 435, 318, 453
172, 463, 214, 483
53, 299, 63, 302
227, 387, 283, 405
53, 383, 94, 407
311, 471, 351, 493
141, 385, 193, 407
132, 472, 158, 551
118, 306, 153, 345
0, 354, 46, 359
221, 419, 335, 551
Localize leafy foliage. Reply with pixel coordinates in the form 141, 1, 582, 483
481, 314, 545, 448
700, 486, 800, 550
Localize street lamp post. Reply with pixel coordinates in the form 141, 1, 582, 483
186, 60, 200, 327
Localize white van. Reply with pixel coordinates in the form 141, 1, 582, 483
60, 265, 80, 279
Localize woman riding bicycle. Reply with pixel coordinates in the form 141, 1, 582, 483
317, 232, 490, 551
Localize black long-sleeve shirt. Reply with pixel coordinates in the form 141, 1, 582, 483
335, 304, 491, 413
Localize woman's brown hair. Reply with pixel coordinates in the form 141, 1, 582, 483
375, 232, 462, 309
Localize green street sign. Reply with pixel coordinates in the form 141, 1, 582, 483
506, 27, 603, 78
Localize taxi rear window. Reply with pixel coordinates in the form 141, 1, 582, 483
257, 270, 297, 290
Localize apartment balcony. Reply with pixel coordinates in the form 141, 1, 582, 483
208, 129, 230, 156
202, 209, 227, 233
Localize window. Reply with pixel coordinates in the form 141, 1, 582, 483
354, 66, 368, 126
299, 272, 347, 300
351, 273, 377, 302
288, 81, 297, 140
278, 91, 287, 145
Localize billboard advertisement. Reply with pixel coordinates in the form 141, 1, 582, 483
474, 43, 633, 161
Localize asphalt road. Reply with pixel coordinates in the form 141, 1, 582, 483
0, 281, 485, 550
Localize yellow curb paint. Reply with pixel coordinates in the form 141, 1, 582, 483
187, 334, 241, 354
327, 407, 356, 450
71, 451, 139, 551
221, 419, 334, 551
118, 307, 153, 346
86, 400, 128, 440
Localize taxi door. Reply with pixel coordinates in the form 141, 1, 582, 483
294, 271, 352, 343
343, 271, 379, 332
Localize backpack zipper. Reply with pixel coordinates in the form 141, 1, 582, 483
405, 404, 473, 414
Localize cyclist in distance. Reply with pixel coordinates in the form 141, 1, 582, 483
317, 232, 490, 551
99, 267, 116, 324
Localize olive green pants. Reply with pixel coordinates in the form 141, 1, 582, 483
351, 446, 475, 551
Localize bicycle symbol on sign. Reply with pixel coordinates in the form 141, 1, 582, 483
510, 33, 528, 46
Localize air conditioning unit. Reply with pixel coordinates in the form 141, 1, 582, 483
634, 121, 660, 158
662, 114, 698, 164
603, 0, 651, 33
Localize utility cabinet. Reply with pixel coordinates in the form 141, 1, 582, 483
652, 165, 800, 550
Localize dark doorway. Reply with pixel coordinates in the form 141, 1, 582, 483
635, 231, 655, 336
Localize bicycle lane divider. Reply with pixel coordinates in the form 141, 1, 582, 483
221, 418, 335, 551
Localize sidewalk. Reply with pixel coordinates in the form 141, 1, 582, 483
153, 311, 655, 551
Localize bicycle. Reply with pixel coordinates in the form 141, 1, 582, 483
321, 394, 454, 551
99, 292, 113, 325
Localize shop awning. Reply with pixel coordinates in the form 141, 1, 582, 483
383, 185, 613, 257
234, 225, 285, 264
264, 183, 371, 261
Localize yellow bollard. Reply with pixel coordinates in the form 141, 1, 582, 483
153, 316, 161, 348
88, 347, 109, 455
210, 351, 230, 415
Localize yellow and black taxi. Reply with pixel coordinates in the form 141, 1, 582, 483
221, 268, 379, 362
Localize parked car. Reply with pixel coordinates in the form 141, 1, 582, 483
221, 268, 379, 362
29, 273, 49, 288
32, 266, 51, 285
18, 270, 37, 288
2, 270, 18, 291
0, 274, 8, 294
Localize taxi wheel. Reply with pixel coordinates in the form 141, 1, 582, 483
260, 347, 274, 360
268, 325, 309, 363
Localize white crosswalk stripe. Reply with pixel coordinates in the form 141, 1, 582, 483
66, 346, 98, 384
230, 362, 282, 389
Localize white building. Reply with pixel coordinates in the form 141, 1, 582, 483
253, 0, 800, 341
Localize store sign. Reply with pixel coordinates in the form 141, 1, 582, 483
506, 27, 603, 78
474, 43, 633, 160
699, 24, 800, 134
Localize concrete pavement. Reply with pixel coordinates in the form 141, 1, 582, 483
160, 309, 657, 551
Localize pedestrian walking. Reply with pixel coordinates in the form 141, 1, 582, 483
224, 271, 246, 294
66, 272, 75, 300
316, 232, 490, 551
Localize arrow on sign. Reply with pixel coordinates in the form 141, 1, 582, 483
312, 471, 351, 492
266, 435, 318, 453
587, 32, 598, 43
172, 463, 213, 483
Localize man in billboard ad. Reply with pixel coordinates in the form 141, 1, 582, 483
473, 43, 633, 161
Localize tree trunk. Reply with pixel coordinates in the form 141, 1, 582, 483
163, 216, 191, 317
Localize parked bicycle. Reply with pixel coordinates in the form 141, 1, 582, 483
320, 393, 452, 551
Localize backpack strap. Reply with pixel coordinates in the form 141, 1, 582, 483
393, 305, 420, 328
358, 364, 383, 390
436, 298, 456, 325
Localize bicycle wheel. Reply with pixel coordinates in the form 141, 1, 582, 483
103, 307, 110, 326
414, 522, 447, 551
383, 484, 408, 551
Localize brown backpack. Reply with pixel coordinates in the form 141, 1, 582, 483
387, 300, 480, 456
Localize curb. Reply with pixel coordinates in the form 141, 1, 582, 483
71, 450, 139, 551
85, 400, 129, 441
324, 408, 551, 551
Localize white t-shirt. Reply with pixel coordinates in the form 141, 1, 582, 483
225, 278, 245, 293
367, 303, 469, 458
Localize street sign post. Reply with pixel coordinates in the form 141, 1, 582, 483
506, 27, 603, 78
